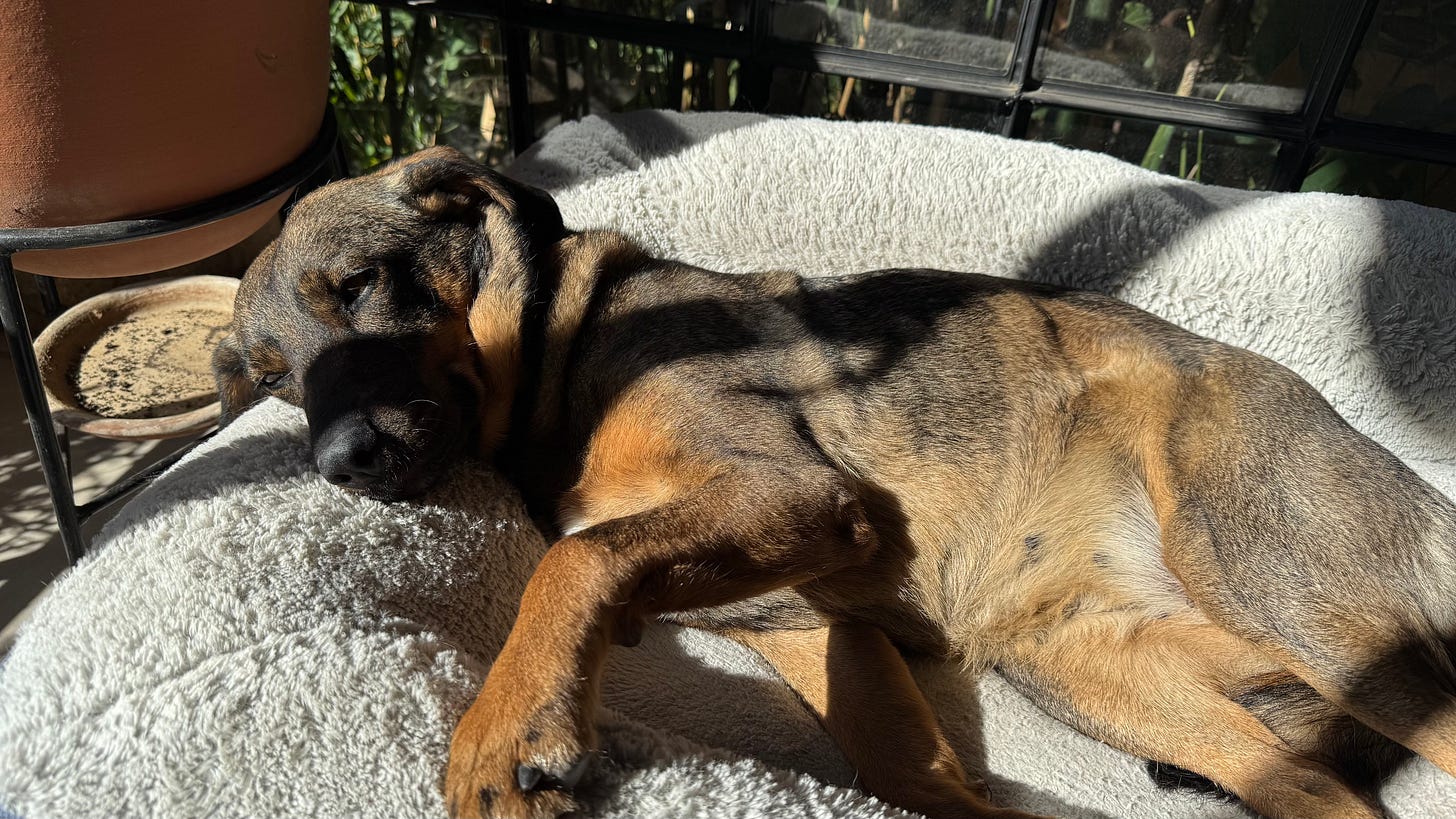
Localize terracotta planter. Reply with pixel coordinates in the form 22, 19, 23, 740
0, 0, 329, 278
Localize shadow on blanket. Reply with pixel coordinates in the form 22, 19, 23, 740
1362, 201, 1456, 450
514, 109, 768, 189
1010, 180, 1456, 454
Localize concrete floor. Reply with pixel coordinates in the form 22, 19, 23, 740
0, 363, 183, 655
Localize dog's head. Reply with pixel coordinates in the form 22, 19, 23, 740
213, 146, 565, 500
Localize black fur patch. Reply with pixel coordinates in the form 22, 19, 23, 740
1145, 760, 1236, 802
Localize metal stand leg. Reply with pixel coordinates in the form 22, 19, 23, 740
0, 253, 85, 564
34, 274, 63, 320
31, 274, 72, 471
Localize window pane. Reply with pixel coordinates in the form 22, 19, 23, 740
528, 33, 741, 138
1336, 0, 1456, 134
330, 3, 748, 165
767, 68, 1004, 131
1302, 148, 1456, 212
772, 0, 1025, 73
1037, 0, 1334, 112
1026, 105, 1282, 189
330, 4, 513, 171
526, 0, 748, 28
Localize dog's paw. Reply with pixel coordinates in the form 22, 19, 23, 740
444, 694, 597, 819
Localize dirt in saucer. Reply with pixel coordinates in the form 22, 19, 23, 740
69, 306, 231, 419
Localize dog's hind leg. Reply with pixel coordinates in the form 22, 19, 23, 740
1162, 443, 1456, 780
1152, 353, 1456, 784
732, 624, 1047, 819
1001, 609, 1383, 819
1225, 610, 1456, 781
1231, 671, 1411, 795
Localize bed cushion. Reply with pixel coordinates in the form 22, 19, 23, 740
2, 111, 1453, 819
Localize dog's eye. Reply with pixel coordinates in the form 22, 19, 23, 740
339, 267, 377, 312
258, 371, 291, 392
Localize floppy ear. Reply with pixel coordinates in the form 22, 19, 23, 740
212, 333, 256, 425
392, 146, 566, 258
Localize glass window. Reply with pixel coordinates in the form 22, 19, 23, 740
1336, 0, 1456, 134
767, 67, 1005, 131
1036, 0, 1334, 112
327, 0, 1456, 211
771, 0, 1026, 74
1302, 148, 1456, 212
1026, 105, 1283, 189
330, 3, 748, 168
528, 0, 749, 29
527, 32, 742, 138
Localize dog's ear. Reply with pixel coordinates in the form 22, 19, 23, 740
393, 146, 565, 253
212, 333, 256, 426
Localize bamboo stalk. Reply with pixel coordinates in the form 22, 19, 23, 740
836, 7, 873, 118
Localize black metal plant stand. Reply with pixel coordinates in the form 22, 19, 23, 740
0, 111, 339, 566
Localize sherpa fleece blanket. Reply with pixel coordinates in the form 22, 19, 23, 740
2, 112, 1454, 819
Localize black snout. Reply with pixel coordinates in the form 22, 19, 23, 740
301, 337, 467, 500
314, 414, 383, 489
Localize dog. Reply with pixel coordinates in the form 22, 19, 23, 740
215, 146, 1456, 819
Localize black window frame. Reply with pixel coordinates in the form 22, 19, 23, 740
373, 0, 1456, 193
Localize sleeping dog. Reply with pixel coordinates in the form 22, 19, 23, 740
215, 147, 1456, 819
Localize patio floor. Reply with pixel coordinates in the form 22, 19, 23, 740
0, 357, 185, 656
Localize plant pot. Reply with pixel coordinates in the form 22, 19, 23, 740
0, 0, 329, 278
34, 275, 240, 440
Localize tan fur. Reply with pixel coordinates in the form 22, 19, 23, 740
220, 150, 1456, 819
448, 538, 617, 819
557, 388, 718, 537
466, 288, 522, 454
734, 625, 1039, 819
531, 233, 651, 442
1002, 610, 1383, 819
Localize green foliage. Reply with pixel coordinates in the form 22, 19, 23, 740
1121, 2, 1153, 32
1140, 123, 1174, 171
328, 1, 747, 171
1301, 150, 1456, 210
329, 2, 507, 173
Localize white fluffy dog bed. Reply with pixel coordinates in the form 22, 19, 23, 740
2, 112, 1454, 819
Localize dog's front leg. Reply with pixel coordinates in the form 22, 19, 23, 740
731, 625, 1050, 819
444, 468, 877, 819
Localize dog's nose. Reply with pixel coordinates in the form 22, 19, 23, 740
314, 417, 383, 488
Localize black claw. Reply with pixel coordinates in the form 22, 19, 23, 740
516, 764, 544, 792
558, 754, 593, 790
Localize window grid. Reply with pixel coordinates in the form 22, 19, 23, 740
372, 0, 1456, 194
